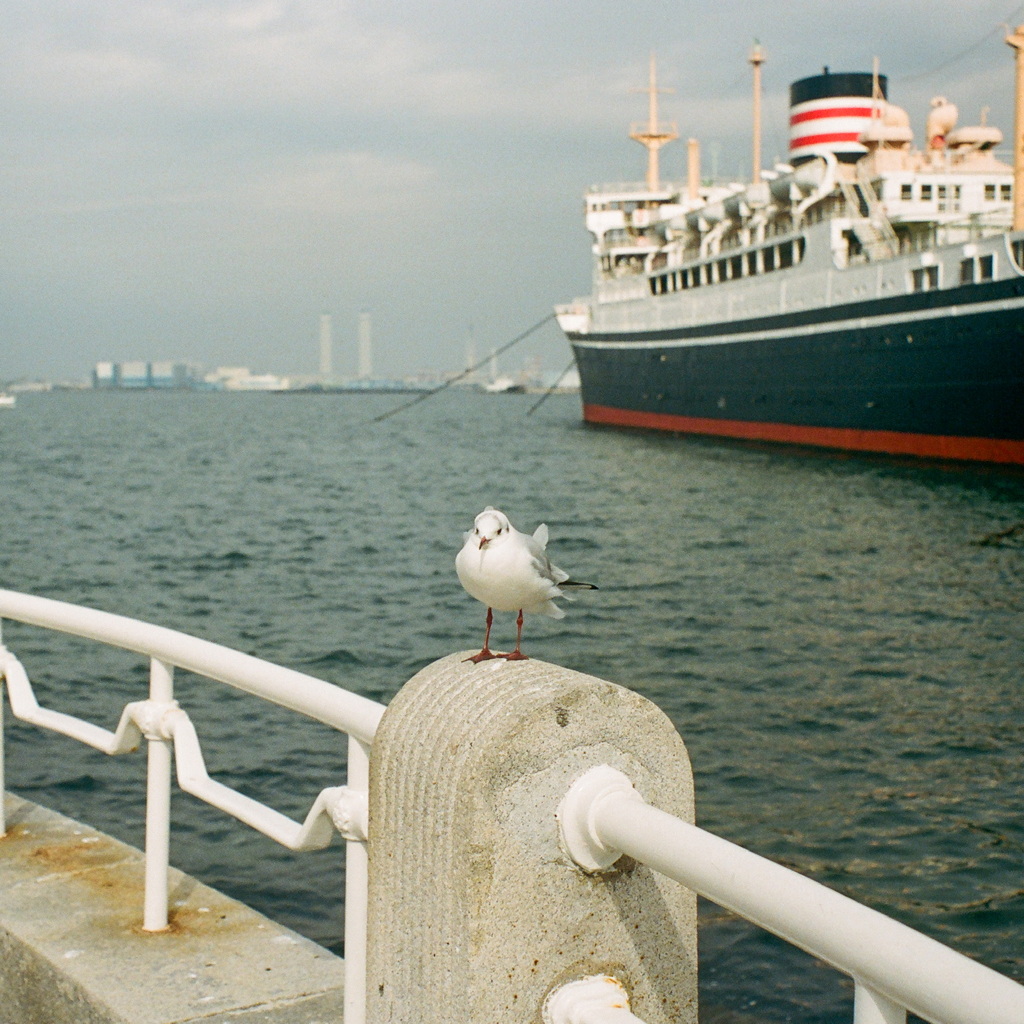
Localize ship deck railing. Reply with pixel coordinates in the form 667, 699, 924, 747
0, 587, 1021, 1024
587, 180, 687, 196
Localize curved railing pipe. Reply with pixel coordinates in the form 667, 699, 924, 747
0, 588, 385, 1024
0, 588, 384, 743
559, 766, 1024, 1024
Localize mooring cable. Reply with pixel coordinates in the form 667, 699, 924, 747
525, 357, 578, 417
369, 312, 557, 424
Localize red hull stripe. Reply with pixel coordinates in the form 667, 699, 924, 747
582, 404, 1024, 465
790, 106, 874, 125
790, 131, 863, 149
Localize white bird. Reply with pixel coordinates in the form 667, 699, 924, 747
455, 507, 596, 662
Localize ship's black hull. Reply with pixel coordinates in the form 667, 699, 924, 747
567, 282, 1024, 464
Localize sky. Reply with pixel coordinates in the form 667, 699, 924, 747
3, 0, 1024, 383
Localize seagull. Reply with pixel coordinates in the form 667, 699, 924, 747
455, 507, 596, 662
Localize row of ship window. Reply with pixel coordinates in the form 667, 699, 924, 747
897, 183, 1011, 203
648, 242, 1010, 296
649, 238, 805, 295
648, 248, 1001, 295
911, 254, 995, 292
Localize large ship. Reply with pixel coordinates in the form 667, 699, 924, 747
555, 44, 1024, 464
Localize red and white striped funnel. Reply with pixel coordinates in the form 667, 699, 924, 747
789, 70, 886, 164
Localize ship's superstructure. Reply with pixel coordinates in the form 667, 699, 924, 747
556, 46, 1024, 464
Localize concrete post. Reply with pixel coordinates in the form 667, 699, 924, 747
365, 653, 698, 1024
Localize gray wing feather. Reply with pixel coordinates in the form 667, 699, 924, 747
524, 525, 570, 586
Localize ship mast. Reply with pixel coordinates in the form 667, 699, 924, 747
1006, 24, 1024, 231
630, 54, 678, 190
749, 40, 766, 184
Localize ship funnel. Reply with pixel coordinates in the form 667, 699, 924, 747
789, 70, 886, 165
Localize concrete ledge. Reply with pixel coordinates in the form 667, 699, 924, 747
0, 793, 344, 1024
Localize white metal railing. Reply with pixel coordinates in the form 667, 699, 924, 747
0, 587, 385, 1024
3, 589, 1023, 1024
558, 766, 1024, 1024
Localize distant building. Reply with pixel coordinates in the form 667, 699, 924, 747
203, 366, 289, 391
119, 361, 149, 388
92, 361, 200, 389
150, 361, 193, 388
92, 361, 292, 391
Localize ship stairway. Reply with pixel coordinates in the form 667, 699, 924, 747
839, 174, 899, 260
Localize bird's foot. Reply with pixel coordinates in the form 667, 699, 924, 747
502, 650, 529, 662
465, 648, 501, 663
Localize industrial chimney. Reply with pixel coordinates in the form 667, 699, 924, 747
358, 312, 373, 380
319, 313, 333, 380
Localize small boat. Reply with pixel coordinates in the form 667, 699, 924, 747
483, 376, 526, 394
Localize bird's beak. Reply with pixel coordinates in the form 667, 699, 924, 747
478, 537, 489, 550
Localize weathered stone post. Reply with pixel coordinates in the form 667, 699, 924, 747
365, 653, 698, 1024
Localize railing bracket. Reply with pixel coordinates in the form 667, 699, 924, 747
544, 973, 647, 1024
557, 765, 640, 873
325, 786, 369, 842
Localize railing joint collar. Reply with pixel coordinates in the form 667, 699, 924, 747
127, 699, 182, 741
324, 785, 369, 842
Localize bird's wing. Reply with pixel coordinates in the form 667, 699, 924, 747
522, 528, 569, 586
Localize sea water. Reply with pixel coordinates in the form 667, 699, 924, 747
1, 390, 1022, 1022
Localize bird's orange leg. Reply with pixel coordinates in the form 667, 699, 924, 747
503, 609, 529, 661
466, 607, 500, 663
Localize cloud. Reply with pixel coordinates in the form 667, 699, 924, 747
0, 2, 526, 127
0, 1, 669, 146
